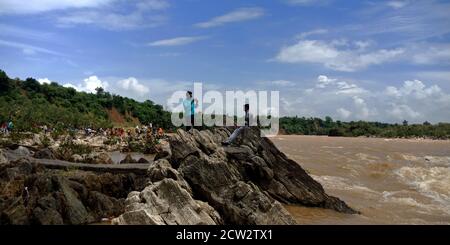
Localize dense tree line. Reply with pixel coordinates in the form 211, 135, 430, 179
280, 116, 450, 139
2, 69, 449, 139
0, 69, 172, 131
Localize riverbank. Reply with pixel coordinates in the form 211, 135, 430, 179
1, 127, 358, 225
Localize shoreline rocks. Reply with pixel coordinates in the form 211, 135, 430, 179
1, 127, 358, 225
115, 127, 357, 225
0, 158, 148, 225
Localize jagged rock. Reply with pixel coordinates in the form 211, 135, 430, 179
85, 152, 113, 164
0, 199, 30, 225
120, 154, 137, 164
112, 178, 222, 225
179, 154, 296, 225
70, 154, 83, 163
33, 148, 55, 159
137, 158, 149, 164
13, 146, 31, 158
53, 176, 92, 224
86, 191, 124, 220
0, 158, 147, 225
154, 142, 171, 161
32, 134, 42, 146
32, 196, 64, 225
169, 128, 356, 224
147, 159, 192, 194
0, 149, 7, 165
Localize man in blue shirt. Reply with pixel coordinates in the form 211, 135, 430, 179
183, 91, 198, 131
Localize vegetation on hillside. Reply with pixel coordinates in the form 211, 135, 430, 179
1, 69, 449, 139
280, 116, 450, 139
0, 69, 172, 131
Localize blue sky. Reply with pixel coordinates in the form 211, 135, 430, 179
1, 0, 449, 123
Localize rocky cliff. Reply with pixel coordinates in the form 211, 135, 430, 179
113, 127, 357, 225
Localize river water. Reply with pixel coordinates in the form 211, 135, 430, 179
271, 135, 450, 225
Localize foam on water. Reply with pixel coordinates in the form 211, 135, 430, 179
312, 175, 378, 195
395, 166, 450, 214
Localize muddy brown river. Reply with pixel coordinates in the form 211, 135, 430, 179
271, 135, 450, 225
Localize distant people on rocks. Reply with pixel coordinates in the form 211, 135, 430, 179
222, 104, 251, 146
0, 122, 7, 134
6, 120, 14, 134
157, 127, 164, 138
42, 125, 49, 134
183, 91, 198, 132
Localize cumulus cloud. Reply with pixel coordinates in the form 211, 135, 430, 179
314, 75, 367, 95
336, 108, 351, 119
352, 96, 372, 119
384, 80, 442, 99
195, 7, 264, 28
274, 74, 450, 123
388, 104, 420, 120
37, 78, 51, 85
63, 75, 108, 93
148, 36, 207, 47
316, 75, 336, 88
117, 77, 149, 96
275, 39, 404, 72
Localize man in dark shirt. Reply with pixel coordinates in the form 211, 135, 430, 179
222, 104, 250, 146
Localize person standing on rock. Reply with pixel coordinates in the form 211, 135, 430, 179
222, 104, 250, 146
183, 91, 198, 132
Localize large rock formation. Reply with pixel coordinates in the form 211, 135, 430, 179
0, 158, 147, 225
115, 127, 357, 225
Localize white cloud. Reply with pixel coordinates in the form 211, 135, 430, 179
37, 78, 51, 85
273, 74, 450, 123
286, 0, 330, 6
262, 80, 296, 87
296, 29, 328, 39
0, 39, 64, 56
195, 7, 264, 28
1, 0, 171, 30
316, 75, 336, 88
416, 71, 450, 83
0, 0, 113, 14
64, 75, 108, 93
388, 104, 420, 120
336, 108, 351, 119
411, 44, 450, 65
117, 77, 149, 96
384, 80, 442, 99
148, 36, 207, 47
275, 39, 404, 72
314, 75, 367, 95
57, 10, 166, 30
352, 96, 371, 119
387, 1, 410, 9
63, 83, 78, 90
136, 0, 170, 11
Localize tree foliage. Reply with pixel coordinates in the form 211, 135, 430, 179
0, 69, 172, 131
280, 116, 450, 139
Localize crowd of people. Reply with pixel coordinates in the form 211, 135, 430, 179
81, 123, 165, 139
0, 121, 14, 135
